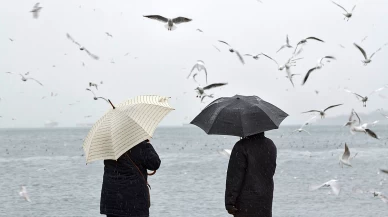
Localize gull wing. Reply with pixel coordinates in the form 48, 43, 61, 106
365, 129, 378, 139
351, 5, 357, 12
83, 48, 99, 60
302, 116, 317, 128
353, 43, 368, 60
218, 40, 231, 47
86, 88, 96, 97
342, 143, 351, 160
203, 83, 228, 90
352, 92, 364, 101
172, 17, 192, 24
244, 54, 253, 56
218, 149, 231, 157
329, 180, 341, 196
213, 45, 221, 52
143, 15, 168, 23
192, 73, 199, 84
27, 78, 43, 86
188, 64, 198, 78
302, 67, 318, 85
235, 51, 245, 64
353, 110, 361, 125
370, 86, 387, 95
331, 1, 349, 13
286, 34, 290, 45
276, 45, 286, 53
306, 37, 325, 43
380, 168, 388, 174
203, 66, 208, 84
302, 110, 321, 114
261, 53, 279, 67
319, 56, 336, 64
324, 104, 343, 112
309, 183, 325, 191
66, 33, 81, 47
370, 46, 384, 59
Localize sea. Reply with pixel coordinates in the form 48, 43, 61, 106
1, 126, 388, 217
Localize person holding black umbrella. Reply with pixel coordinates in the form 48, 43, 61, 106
191, 95, 288, 217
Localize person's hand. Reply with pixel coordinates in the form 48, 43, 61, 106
227, 206, 238, 215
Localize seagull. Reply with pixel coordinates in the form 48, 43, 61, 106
218, 149, 231, 157
244, 53, 263, 60
218, 40, 245, 64
345, 109, 379, 139
187, 60, 208, 84
373, 192, 388, 204
213, 45, 221, 52
339, 143, 357, 167
309, 180, 340, 196
85, 88, 109, 102
331, 1, 356, 21
66, 33, 99, 60
294, 37, 324, 54
262, 54, 303, 87
277, 35, 293, 53
19, 186, 31, 202
89, 82, 98, 90
196, 29, 203, 33
344, 85, 388, 107
105, 32, 113, 37
302, 104, 343, 119
354, 43, 385, 66
30, 3, 42, 19
380, 168, 388, 174
302, 56, 336, 85
9, 38, 14, 42
5, 72, 43, 86
195, 83, 228, 98
143, 15, 192, 31
291, 116, 316, 135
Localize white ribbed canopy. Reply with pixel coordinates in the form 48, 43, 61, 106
83, 95, 174, 163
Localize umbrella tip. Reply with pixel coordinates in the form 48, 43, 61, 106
108, 99, 115, 109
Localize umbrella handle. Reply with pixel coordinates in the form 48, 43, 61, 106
148, 170, 156, 176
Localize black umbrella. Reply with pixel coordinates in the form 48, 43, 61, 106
190, 95, 288, 137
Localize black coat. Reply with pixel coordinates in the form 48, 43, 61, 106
100, 141, 161, 217
225, 133, 277, 217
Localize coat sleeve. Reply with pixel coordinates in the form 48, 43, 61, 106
225, 141, 247, 210
142, 143, 161, 171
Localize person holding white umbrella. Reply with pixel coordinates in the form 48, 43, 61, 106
82, 95, 174, 217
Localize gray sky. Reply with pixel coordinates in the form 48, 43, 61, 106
1, 0, 388, 128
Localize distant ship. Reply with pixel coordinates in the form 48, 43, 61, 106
44, 120, 59, 128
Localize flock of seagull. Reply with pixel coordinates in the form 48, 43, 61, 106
4, 1, 388, 206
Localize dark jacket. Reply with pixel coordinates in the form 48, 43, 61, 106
100, 141, 161, 217
225, 133, 277, 217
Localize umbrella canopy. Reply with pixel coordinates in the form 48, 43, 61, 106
190, 95, 288, 137
83, 95, 174, 163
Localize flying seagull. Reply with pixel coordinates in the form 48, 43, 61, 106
218, 40, 245, 64
187, 60, 208, 84
339, 143, 357, 167
277, 35, 293, 53
331, 1, 356, 21
196, 29, 203, 33
66, 33, 99, 60
309, 180, 340, 196
294, 36, 324, 54
291, 116, 316, 135
344, 85, 388, 107
143, 15, 192, 31
354, 43, 385, 66
19, 186, 31, 202
373, 192, 388, 204
195, 83, 228, 98
344, 109, 379, 139
105, 32, 113, 37
200, 94, 214, 103
86, 88, 109, 103
5, 72, 43, 86
262, 54, 303, 87
302, 104, 343, 119
302, 56, 336, 85
244, 53, 263, 60
30, 3, 42, 19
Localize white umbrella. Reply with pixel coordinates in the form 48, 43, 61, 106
83, 95, 174, 163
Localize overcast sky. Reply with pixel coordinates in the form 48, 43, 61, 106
1, 0, 388, 128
